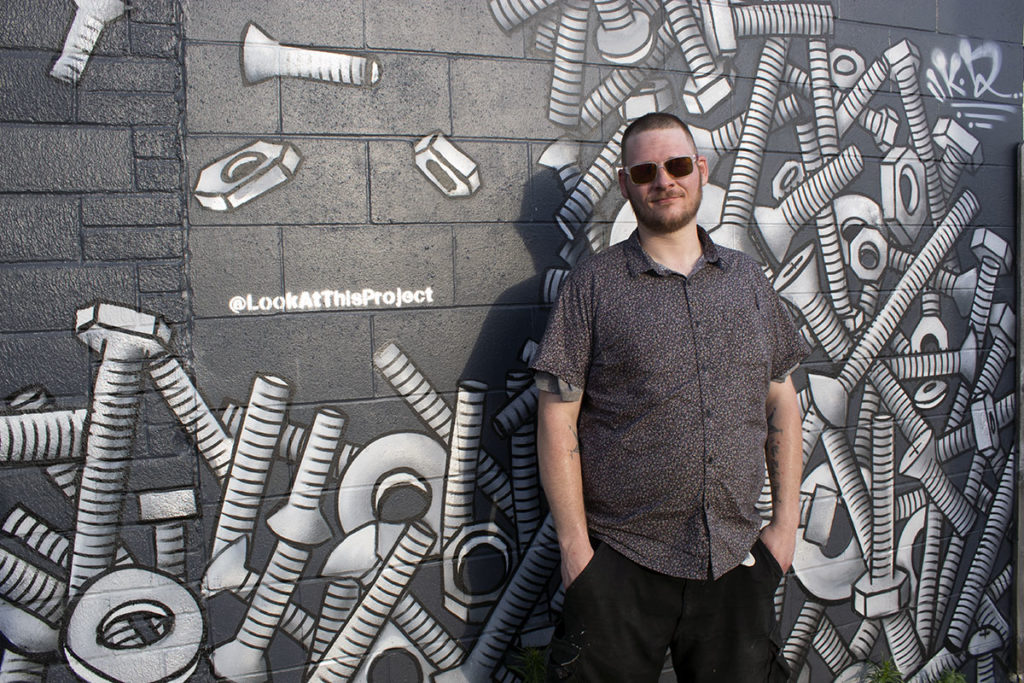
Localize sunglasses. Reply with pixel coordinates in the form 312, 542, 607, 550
623, 155, 699, 185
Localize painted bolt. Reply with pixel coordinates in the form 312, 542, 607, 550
241, 22, 381, 87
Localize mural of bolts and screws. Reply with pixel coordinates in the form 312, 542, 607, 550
1, 0, 1022, 681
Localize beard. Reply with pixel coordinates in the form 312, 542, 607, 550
627, 182, 702, 235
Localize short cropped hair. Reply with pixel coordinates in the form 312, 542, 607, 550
620, 112, 697, 162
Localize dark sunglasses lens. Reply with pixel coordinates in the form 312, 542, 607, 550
628, 162, 658, 184
665, 156, 694, 178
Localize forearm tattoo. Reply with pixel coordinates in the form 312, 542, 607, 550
569, 425, 581, 459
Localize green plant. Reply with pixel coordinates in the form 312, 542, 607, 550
866, 659, 904, 683
509, 646, 547, 683
936, 669, 966, 683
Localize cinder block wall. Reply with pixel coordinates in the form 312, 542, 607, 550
0, 1, 1021, 681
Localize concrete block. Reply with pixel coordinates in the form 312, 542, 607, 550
366, 2, 522, 57
78, 91, 179, 125
192, 313, 374, 406
189, 226, 283, 318
0, 333, 89, 400
282, 224, 454, 307
453, 222, 562, 306
131, 0, 176, 25
182, 0, 362, 47
81, 56, 180, 92
0, 0, 71, 49
0, 124, 132, 192
141, 291, 190, 324
369, 139, 526, 224
188, 137, 366, 226
129, 23, 178, 58
134, 127, 180, 158
452, 58, 562, 140
0, 51, 74, 122
372, 306, 547, 395
0, 265, 135, 332
136, 158, 181, 191
82, 193, 181, 226
139, 263, 183, 292
185, 43, 278, 135
0, 195, 80, 262
281, 52, 449, 136
83, 225, 183, 260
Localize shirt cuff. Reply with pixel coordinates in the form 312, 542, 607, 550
534, 371, 583, 402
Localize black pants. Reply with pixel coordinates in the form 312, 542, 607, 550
546, 540, 790, 682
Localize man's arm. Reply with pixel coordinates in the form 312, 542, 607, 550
537, 388, 592, 588
759, 375, 803, 572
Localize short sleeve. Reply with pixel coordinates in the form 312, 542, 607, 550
754, 267, 810, 381
529, 267, 595, 391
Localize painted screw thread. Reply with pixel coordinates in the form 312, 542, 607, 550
812, 612, 853, 674
0, 409, 85, 464
887, 345, 971, 381
69, 354, 148, 596
557, 124, 624, 240
944, 455, 1014, 649
149, 356, 233, 483
883, 610, 923, 674
838, 190, 977, 391
373, 345, 515, 521
154, 524, 187, 577
931, 450, 992, 643
212, 374, 292, 558
664, 0, 718, 78
968, 255, 1001, 338
887, 248, 975, 317
821, 429, 872, 557
444, 382, 487, 548
548, 0, 591, 127
869, 415, 895, 581
0, 546, 65, 624
781, 600, 824, 673
720, 37, 790, 230
885, 41, 948, 223
506, 372, 543, 551
836, 57, 890, 136
949, 333, 1012, 430
310, 522, 435, 682
733, 3, 833, 38
210, 541, 315, 681
50, 7, 121, 83
580, 24, 672, 129
759, 145, 863, 263
492, 384, 538, 438
794, 120, 822, 172
937, 393, 1014, 464
913, 503, 944, 650
895, 488, 928, 520
0, 650, 45, 681
848, 618, 882, 660
853, 383, 882, 465
489, 0, 559, 33
2, 506, 70, 568
312, 579, 360, 663
594, 0, 635, 30
977, 594, 1011, 644
374, 342, 453, 441
911, 648, 965, 683
393, 592, 465, 670
271, 408, 346, 542
440, 516, 560, 682
533, 17, 558, 54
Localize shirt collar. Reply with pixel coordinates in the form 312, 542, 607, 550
624, 226, 725, 278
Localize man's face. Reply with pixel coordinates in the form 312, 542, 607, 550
617, 127, 708, 235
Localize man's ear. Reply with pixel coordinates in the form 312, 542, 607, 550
617, 168, 629, 198
698, 156, 709, 186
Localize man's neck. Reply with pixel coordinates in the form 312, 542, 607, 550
637, 223, 703, 276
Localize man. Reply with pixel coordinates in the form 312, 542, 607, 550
531, 112, 809, 682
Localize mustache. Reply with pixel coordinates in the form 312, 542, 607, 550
648, 191, 685, 201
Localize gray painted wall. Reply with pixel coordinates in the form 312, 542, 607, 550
0, 0, 1021, 681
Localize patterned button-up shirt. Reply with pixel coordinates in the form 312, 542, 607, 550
531, 228, 809, 579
